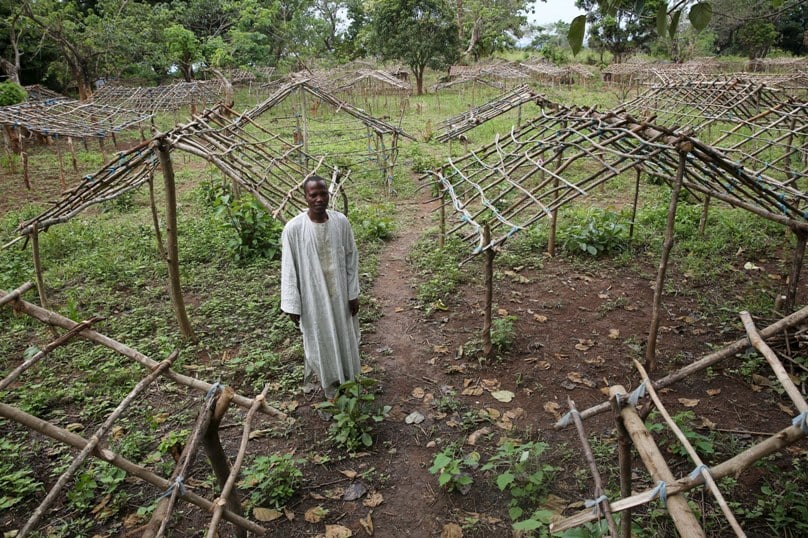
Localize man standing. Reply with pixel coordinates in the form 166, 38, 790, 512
280, 175, 361, 399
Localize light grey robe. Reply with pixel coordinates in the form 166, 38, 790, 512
280, 209, 360, 397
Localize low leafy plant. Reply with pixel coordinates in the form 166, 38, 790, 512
0, 438, 42, 509
646, 410, 716, 458
350, 205, 396, 242
481, 440, 558, 521
429, 444, 480, 494
490, 315, 517, 353
559, 208, 629, 257
0, 81, 26, 106
317, 377, 390, 452
239, 453, 306, 508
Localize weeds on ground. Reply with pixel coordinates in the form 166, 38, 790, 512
316, 377, 390, 452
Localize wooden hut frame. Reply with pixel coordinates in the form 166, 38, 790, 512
425, 100, 808, 361
0, 285, 288, 536
91, 81, 224, 114
436, 84, 539, 142
550, 305, 808, 536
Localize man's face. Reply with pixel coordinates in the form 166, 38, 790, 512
304, 179, 329, 215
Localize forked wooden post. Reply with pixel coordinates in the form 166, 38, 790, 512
154, 138, 196, 341
646, 143, 690, 373
785, 227, 807, 313
609, 385, 706, 537
482, 223, 494, 358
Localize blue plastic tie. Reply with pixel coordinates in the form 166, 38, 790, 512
651, 481, 668, 507
792, 411, 808, 434
613, 392, 625, 408
628, 381, 647, 406
557, 409, 579, 428
205, 381, 222, 401
159, 475, 186, 499
585, 494, 609, 514
689, 464, 709, 481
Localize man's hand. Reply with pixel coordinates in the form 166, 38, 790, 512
349, 298, 359, 317
288, 313, 300, 327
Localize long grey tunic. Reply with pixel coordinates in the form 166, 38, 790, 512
280, 209, 360, 397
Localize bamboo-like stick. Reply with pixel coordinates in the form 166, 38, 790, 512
482, 223, 494, 358
629, 168, 640, 239
0, 316, 99, 392
0, 290, 289, 420
206, 383, 271, 538
611, 385, 632, 538
740, 311, 808, 413
147, 172, 167, 260
560, 303, 808, 427
0, 402, 266, 535
0, 281, 34, 307
30, 224, 49, 312
633, 360, 746, 537
567, 398, 619, 537
19, 354, 177, 537
646, 144, 689, 372
608, 385, 706, 537
785, 229, 807, 313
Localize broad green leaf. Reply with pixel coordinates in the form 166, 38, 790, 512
568, 15, 587, 56
669, 10, 682, 39
656, 3, 667, 37
513, 518, 542, 531
688, 2, 712, 31
496, 471, 515, 490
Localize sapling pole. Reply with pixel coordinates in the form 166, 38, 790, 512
147, 172, 167, 260
55, 138, 66, 190
629, 168, 640, 239
30, 224, 49, 312
67, 136, 79, 172
699, 195, 711, 236
0, 281, 34, 307
154, 139, 195, 341
646, 143, 690, 373
611, 390, 632, 538
785, 228, 807, 313
22, 150, 29, 190
439, 188, 446, 248
482, 223, 494, 358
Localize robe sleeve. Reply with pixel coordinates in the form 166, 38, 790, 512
280, 224, 301, 315
344, 217, 360, 301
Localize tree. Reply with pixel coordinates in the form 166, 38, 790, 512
736, 20, 778, 60
709, 0, 798, 56
369, 0, 460, 95
777, 1, 808, 55
576, 0, 666, 63
455, 0, 531, 60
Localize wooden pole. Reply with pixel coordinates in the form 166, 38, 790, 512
610, 390, 633, 538
98, 136, 107, 163
147, 172, 167, 260
202, 386, 246, 538
568, 398, 619, 537
785, 228, 807, 313
547, 145, 563, 256
629, 168, 641, 239
20, 354, 177, 537
699, 195, 711, 236
30, 224, 49, 311
55, 138, 67, 190
0, 281, 34, 308
646, 143, 690, 372
154, 139, 196, 341
439, 189, 446, 248
609, 385, 706, 537
22, 150, 29, 190
0, 402, 265, 535
67, 136, 79, 172
482, 223, 494, 358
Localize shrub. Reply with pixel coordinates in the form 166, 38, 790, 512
559, 208, 629, 257
317, 377, 390, 452
0, 82, 26, 106
240, 454, 306, 508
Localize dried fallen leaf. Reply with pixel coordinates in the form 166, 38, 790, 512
481, 378, 501, 391
342, 481, 368, 501
283, 507, 295, 521
461, 386, 483, 396
480, 407, 501, 420
304, 506, 329, 523
324, 487, 345, 500
254, 507, 283, 522
433, 344, 449, 354
325, 524, 353, 538
700, 416, 717, 430
585, 355, 605, 365
497, 308, 509, 316
441, 523, 463, 538
360, 512, 374, 535
363, 492, 384, 508
706, 388, 721, 396
504, 408, 525, 420
678, 398, 700, 408
608, 329, 620, 339
412, 387, 426, 399
467, 427, 492, 446
543, 401, 561, 419
751, 373, 771, 386
566, 372, 595, 388
405, 411, 425, 424
340, 470, 358, 479
574, 339, 595, 351
491, 390, 515, 403
598, 293, 609, 299
777, 402, 795, 415
533, 313, 548, 323
394, 306, 405, 312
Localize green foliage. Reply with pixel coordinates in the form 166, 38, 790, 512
0, 82, 27, 106
481, 440, 557, 522
429, 444, 479, 494
490, 315, 517, 353
411, 235, 466, 308
317, 377, 390, 452
0, 437, 42, 509
203, 178, 284, 261
240, 454, 306, 508
646, 410, 716, 458
350, 204, 396, 242
559, 208, 629, 257
733, 458, 808, 536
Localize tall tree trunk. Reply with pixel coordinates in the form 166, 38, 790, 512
415, 65, 425, 95
456, 0, 464, 39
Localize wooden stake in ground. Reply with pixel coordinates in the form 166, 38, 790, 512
30, 224, 49, 312
646, 142, 690, 372
154, 138, 195, 341
629, 167, 641, 239
611, 386, 633, 538
482, 222, 495, 358
785, 228, 807, 313
609, 384, 706, 537
55, 137, 67, 190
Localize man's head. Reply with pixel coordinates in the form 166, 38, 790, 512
303, 175, 329, 221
